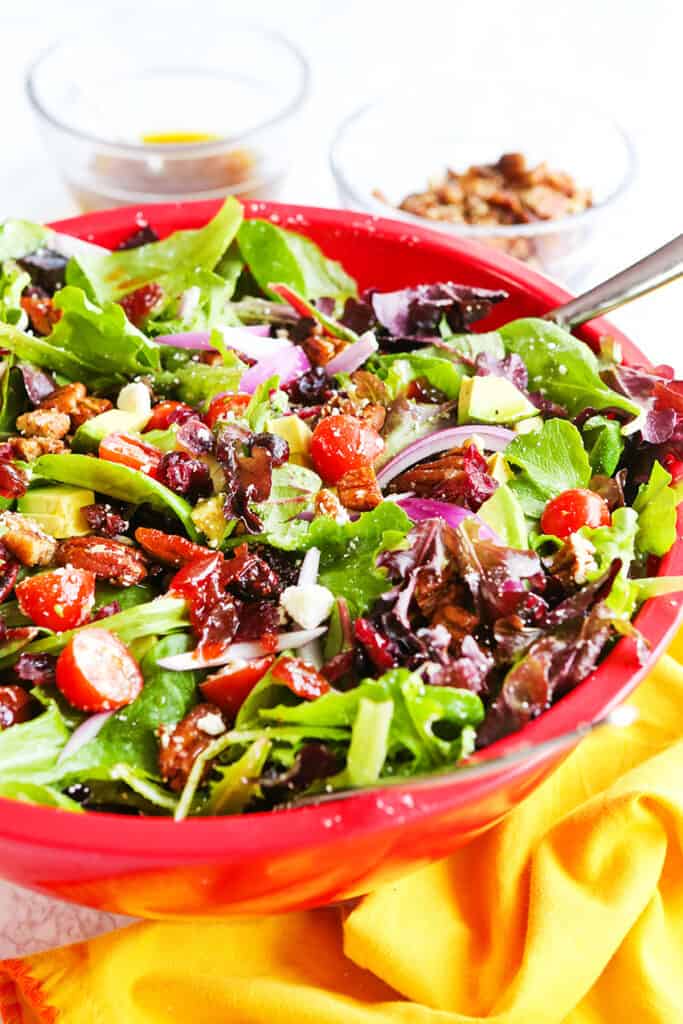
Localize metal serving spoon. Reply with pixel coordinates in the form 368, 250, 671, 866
547, 233, 683, 328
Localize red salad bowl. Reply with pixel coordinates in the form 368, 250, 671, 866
0, 200, 680, 919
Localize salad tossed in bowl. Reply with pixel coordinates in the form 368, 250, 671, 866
0, 197, 680, 819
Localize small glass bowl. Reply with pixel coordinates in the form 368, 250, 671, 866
27, 18, 309, 212
330, 78, 636, 284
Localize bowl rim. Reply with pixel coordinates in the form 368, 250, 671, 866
25, 20, 310, 154
329, 87, 638, 239
0, 198, 680, 856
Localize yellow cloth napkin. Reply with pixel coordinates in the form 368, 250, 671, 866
3, 632, 683, 1024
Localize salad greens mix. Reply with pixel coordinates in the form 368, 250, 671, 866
0, 197, 680, 819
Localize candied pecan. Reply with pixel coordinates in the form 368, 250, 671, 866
0, 512, 57, 566
350, 370, 389, 405
20, 289, 62, 335
337, 465, 382, 511
546, 534, 598, 589
301, 334, 337, 367
16, 408, 70, 439
39, 382, 87, 415
8, 436, 65, 462
0, 685, 36, 729
158, 703, 226, 792
70, 396, 113, 429
56, 536, 148, 586
315, 488, 347, 521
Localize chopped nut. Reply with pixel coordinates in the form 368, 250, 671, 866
69, 396, 113, 429
337, 465, 382, 511
314, 489, 348, 522
39, 383, 87, 415
16, 409, 70, 439
546, 535, 598, 588
56, 536, 148, 586
158, 703, 226, 792
0, 512, 58, 566
8, 436, 66, 461
301, 334, 338, 367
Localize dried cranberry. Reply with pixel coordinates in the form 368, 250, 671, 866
0, 685, 36, 728
223, 544, 280, 599
0, 463, 28, 500
93, 600, 122, 621
116, 224, 160, 250
0, 551, 19, 604
16, 249, 68, 294
354, 617, 396, 671
250, 432, 289, 467
176, 416, 215, 455
119, 283, 164, 328
236, 599, 281, 640
286, 366, 331, 406
15, 652, 56, 686
433, 444, 497, 511
65, 782, 92, 803
238, 446, 273, 503
156, 451, 212, 500
84, 503, 129, 538
251, 545, 301, 592
170, 554, 241, 648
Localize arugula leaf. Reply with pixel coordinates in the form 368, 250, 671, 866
499, 319, 640, 417
370, 349, 462, 399
66, 197, 244, 303
633, 461, 678, 557
0, 596, 189, 668
581, 414, 624, 476
0, 260, 30, 327
0, 219, 51, 261
506, 419, 591, 519
0, 704, 69, 781
237, 219, 357, 306
33, 453, 199, 538
57, 634, 199, 784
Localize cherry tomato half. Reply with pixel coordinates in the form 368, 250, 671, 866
99, 433, 163, 476
56, 628, 143, 712
204, 393, 251, 429
271, 656, 330, 700
16, 568, 95, 632
540, 488, 611, 540
310, 414, 384, 485
143, 400, 194, 433
199, 656, 275, 717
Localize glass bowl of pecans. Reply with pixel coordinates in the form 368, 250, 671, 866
27, 17, 309, 212
330, 79, 636, 284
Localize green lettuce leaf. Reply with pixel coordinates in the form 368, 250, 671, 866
66, 197, 244, 303
505, 419, 592, 519
633, 460, 678, 557
581, 414, 624, 476
500, 319, 640, 417
0, 219, 51, 261
153, 351, 245, 408
237, 219, 357, 306
0, 260, 30, 327
0, 780, 83, 811
581, 506, 638, 579
370, 349, 462, 400
251, 462, 321, 542
0, 704, 69, 782
245, 375, 289, 431
0, 363, 29, 436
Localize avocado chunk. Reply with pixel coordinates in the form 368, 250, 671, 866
72, 409, 151, 453
478, 484, 528, 549
17, 485, 96, 538
458, 376, 537, 425
266, 414, 313, 466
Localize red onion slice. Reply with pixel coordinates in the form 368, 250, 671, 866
297, 546, 320, 586
154, 326, 284, 362
157, 627, 327, 671
376, 426, 514, 488
240, 346, 311, 394
325, 331, 378, 376
397, 497, 496, 540
57, 710, 115, 765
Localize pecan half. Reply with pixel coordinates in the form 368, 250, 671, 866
56, 536, 148, 586
158, 703, 226, 792
70, 396, 113, 429
8, 436, 66, 462
337, 465, 382, 511
16, 409, 71, 439
314, 489, 347, 521
39, 383, 87, 415
0, 512, 57, 566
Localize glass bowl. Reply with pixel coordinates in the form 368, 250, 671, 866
26, 18, 309, 212
330, 78, 636, 284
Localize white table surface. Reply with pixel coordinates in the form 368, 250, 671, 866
0, 0, 681, 962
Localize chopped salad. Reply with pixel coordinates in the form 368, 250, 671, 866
0, 197, 680, 818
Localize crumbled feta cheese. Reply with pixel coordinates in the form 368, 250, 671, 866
196, 712, 226, 737
117, 382, 151, 417
280, 584, 335, 629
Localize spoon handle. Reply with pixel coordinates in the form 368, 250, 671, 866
547, 233, 683, 328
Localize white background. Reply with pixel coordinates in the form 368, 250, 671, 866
0, 0, 681, 962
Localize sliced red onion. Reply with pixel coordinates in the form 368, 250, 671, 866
397, 496, 495, 540
240, 345, 311, 394
325, 331, 378, 376
154, 326, 287, 362
57, 711, 115, 765
376, 426, 515, 489
298, 546, 320, 586
157, 627, 327, 671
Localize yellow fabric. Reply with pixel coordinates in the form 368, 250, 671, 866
3, 639, 683, 1024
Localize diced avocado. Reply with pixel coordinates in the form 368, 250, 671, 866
72, 409, 151, 453
266, 414, 313, 466
479, 484, 528, 549
191, 495, 228, 548
141, 425, 180, 452
17, 485, 96, 538
458, 376, 538, 425
513, 415, 543, 435
487, 452, 512, 485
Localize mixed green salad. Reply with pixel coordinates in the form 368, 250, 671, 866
0, 197, 680, 819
